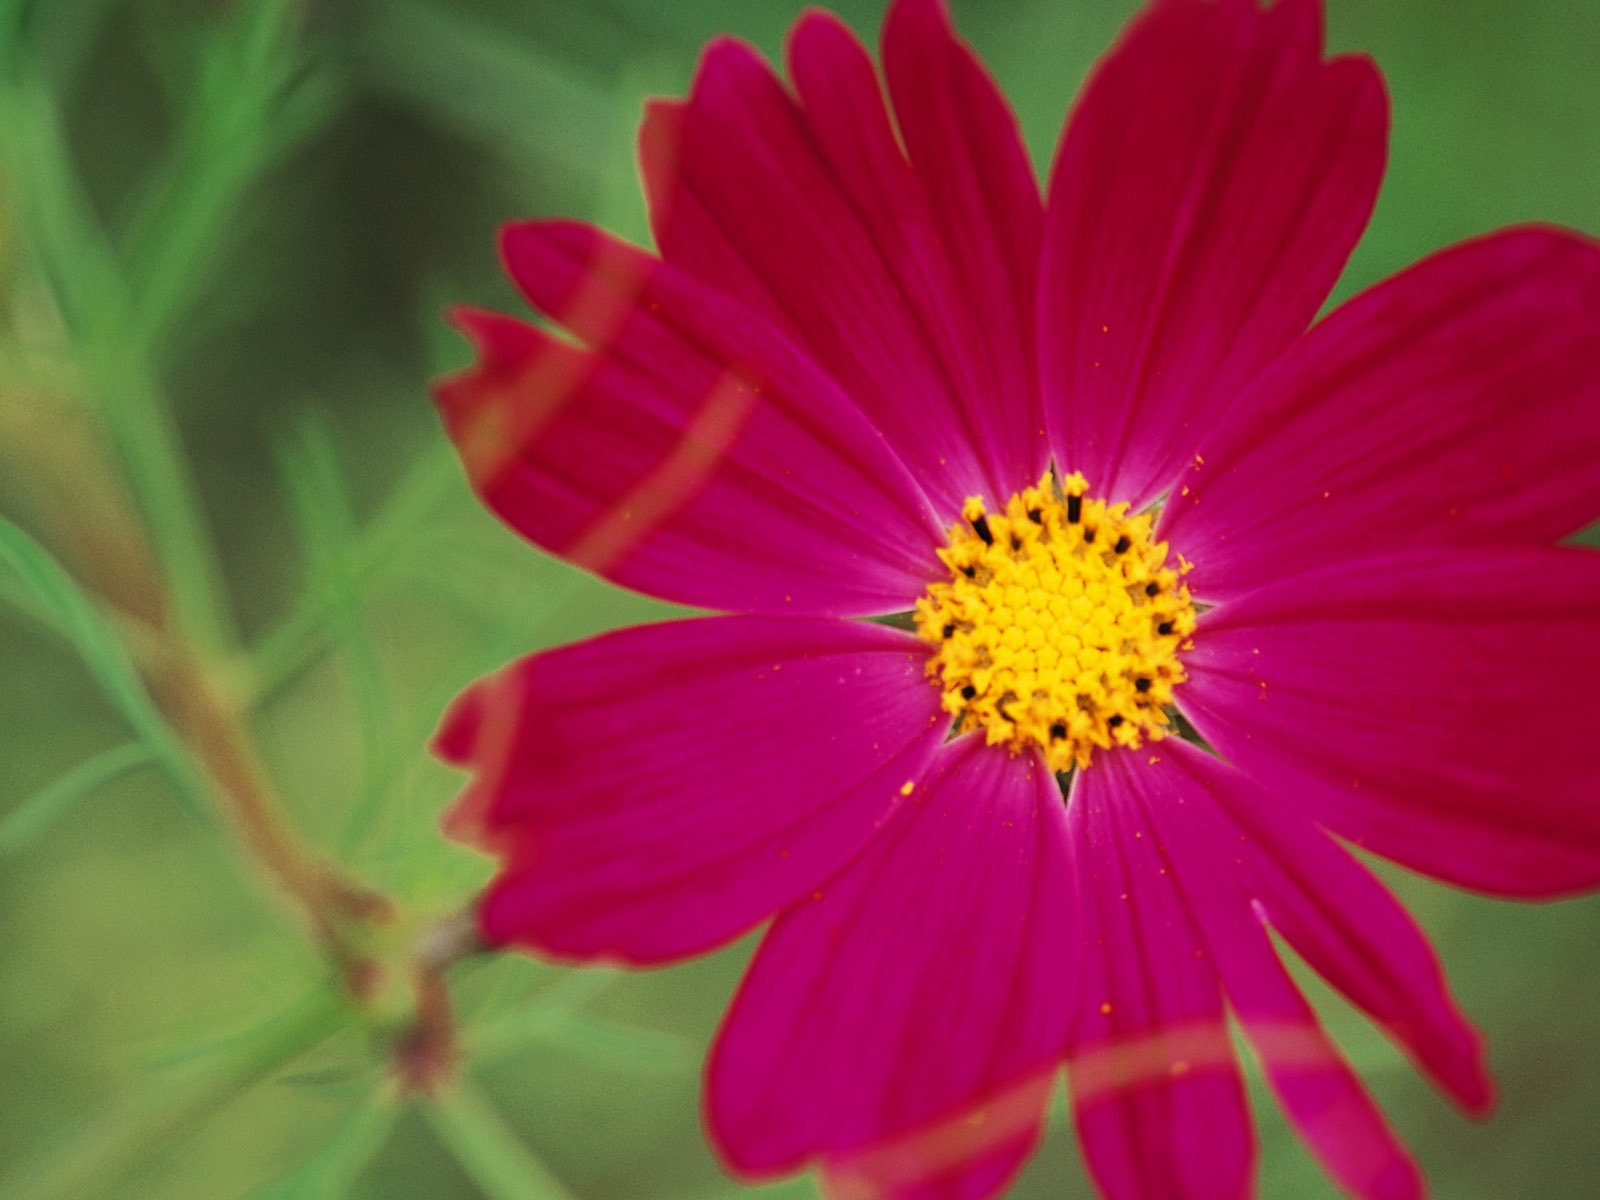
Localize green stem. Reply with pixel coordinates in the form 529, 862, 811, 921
248, 446, 461, 703
425, 1079, 579, 1200
84, 341, 237, 655
0, 74, 236, 656
0, 741, 153, 856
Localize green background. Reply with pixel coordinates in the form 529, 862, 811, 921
2, 1, 1598, 1197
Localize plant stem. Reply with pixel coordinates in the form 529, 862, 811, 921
425, 1079, 579, 1200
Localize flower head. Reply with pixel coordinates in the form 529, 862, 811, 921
432, 1, 1600, 1197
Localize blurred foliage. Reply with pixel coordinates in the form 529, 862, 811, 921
0, 1, 1598, 1198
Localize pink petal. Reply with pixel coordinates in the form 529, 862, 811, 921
707, 736, 1073, 1197
879, 0, 1045, 492
1182, 544, 1600, 898
1040, 0, 1387, 509
1121, 741, 1451, 1199
1164, 227, 1600, 601
645, 14, 1041, 516
637, 98, 798, 339
435, 617, 947, 964
436, 221, 944, 616
1066, 761, 1254, 1200
823, 1132, 1038, 1200
1167, 738, 1489, 1113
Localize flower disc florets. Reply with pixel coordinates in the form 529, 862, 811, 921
915, 472, 1196, 771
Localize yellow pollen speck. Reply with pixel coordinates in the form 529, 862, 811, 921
914, 471, 1196, 772
899, 780, 916, 796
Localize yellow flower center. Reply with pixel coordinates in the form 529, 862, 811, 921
914, 472, 1196, 772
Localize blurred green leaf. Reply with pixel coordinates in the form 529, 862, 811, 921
0, 70, 236, 655
0, 544, 66, 633
511, 1010, 697, 1073
0, 740, 151, 857
424, 1080, 576, 1200
356, 0, 616, 183
0, 986, 351, 1200
249, 443, 461, 704
0, 0, 118, 90
0, 514, 205, 813
123, 0, 341, 359
277, 411, 359, 573
466, 969, 695, 1072
0, 0, 25, 78
84, 342, 238, 655
275, 410, 397, 837
274, 1062, 375, 1092
245, 1088, 399, 1200
466, 962, 616, 1029
0, 73, 127, 338
692, 1180, 823, 1200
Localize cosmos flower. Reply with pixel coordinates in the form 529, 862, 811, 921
430, 0, 1600, 1196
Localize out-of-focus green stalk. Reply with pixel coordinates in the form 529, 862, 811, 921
0, 986, 352, 1200
121, 0, 337, 359
85, 343, 236, 654
249, 445, 462, 703
471, 1006, 697, 1073
463, 968, 617, 1055
0, 0, 334, 659
275, 416, 398, 838
247, 1086, 399, 1200
0, 741, 153, 856
424, 1079, 578, 1200
0, 515, 211, 816
0, 73, 236, 658
359, 0, 613, 185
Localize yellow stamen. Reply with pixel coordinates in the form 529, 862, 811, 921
914, 472, 1195, 771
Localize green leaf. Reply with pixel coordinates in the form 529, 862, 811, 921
356, 0, 615, 184
0, 0, 119, 90
0, 34, 258, 658
0, 70, 236, 657
245, 1089, 399, 1200
468, 962, 615, 1027
0, 0, 27, 77
0, 987, 351, 1200
467, 966, 618, 1032
424, 1080, 577, 1200
0, 72, 127, 339
276, 411, 359, 574
248, 443, 461, 704
0, 740, 152, 857
689, 1180, 824, 1200
273, 412, 398, 845
527, 1011, 696, 1072
460, 965, 696, 1081
0, 515, 205, 813
467, 971, 695, 1073
123, 0, 342, 358
0, 546, 66, 635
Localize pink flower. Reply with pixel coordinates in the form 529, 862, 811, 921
431, 1, 1600, 1197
